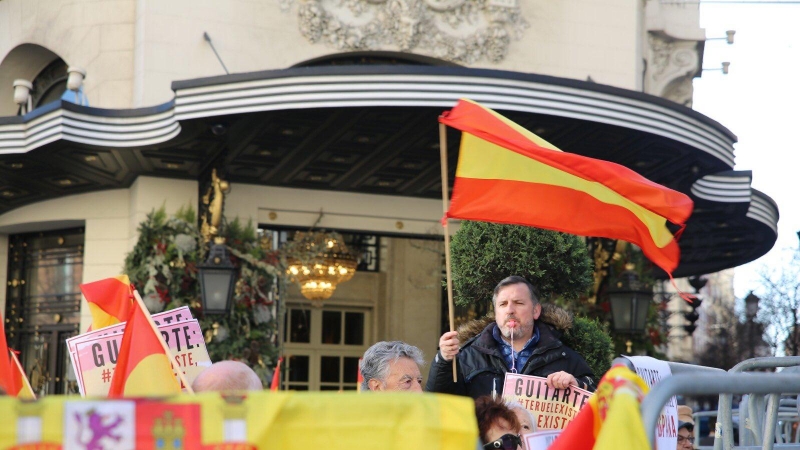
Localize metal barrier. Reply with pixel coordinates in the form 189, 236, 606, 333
716, 357, 800, 450
641, 373, 800, 450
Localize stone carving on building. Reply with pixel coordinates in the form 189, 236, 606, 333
288, 0, 528, 64
644, 33, 701, 107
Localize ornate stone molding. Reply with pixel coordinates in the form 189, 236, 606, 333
644, 33, 701, 107
290, 0, 528, 64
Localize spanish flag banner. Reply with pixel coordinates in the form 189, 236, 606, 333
440, 99, 694, 275
107, 299, 181, 398
80, 275, 134, 331
549, 365, 650, 450
10, 351, 35, 400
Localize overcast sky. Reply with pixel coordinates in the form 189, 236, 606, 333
692, 1, 800, 300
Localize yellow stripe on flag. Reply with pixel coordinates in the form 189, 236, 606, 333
456, 133, 676, 247
123, 353, 180, 397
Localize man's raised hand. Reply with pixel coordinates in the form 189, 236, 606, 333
438, 331, 460, 361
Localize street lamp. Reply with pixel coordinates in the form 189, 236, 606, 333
608, 264, 653, 335
198, 238, 236, 316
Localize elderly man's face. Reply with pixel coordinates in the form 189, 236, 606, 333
369, 357, 423, 393
495, 283, 541, 340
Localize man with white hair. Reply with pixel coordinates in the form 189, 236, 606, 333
192, 360, 263, 392
360, 341, 425, 393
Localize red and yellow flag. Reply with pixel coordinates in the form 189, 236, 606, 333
10, 351, 35, 399
0, 312, 19, 396
80, 275, 135, 330
270, 357, 283, 391
108, 300, 180, 398
440, 99, 694, 275
549, 365, 650, 450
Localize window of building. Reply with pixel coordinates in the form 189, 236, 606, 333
282, 306, 370, 391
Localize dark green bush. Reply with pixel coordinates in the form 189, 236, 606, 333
450, 221, 594, 306
562, 316, 614, 379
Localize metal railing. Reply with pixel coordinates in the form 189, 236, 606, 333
716, 357, 800, 450
642, 373, 800, 450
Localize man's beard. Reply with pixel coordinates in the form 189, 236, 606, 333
499, 318, 533, 340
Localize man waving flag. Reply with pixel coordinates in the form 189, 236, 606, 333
440, 99, 693, 276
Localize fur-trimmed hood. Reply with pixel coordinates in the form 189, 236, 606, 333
456, 303, 573, 343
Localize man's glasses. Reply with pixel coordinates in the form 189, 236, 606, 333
483, 433, 522, 450
678, 435, 695, 444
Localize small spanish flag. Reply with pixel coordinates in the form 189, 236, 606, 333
0, 312, 19, 396
440, 99, 693, 276
107, 300, 180, 397
549, 365, 650, 450
10, 351, 35, 400
270, 357, 283, 391
80, 275, 135, 331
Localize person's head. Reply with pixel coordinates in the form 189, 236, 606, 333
505, 401, 537, 436
677, 405, 695, 449
360, 341, 424, 393
475, 396, 523, 450
191, 360, 263, 392
492, 276, 542, 340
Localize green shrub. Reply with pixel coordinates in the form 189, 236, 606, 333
562, 316, 614, 379
450, 221, 594, 306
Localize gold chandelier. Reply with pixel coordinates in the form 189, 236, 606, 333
284, 231, 358, 303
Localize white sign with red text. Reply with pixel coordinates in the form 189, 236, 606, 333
624, 355, 677, 450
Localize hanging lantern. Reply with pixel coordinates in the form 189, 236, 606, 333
284, 231, 358, 304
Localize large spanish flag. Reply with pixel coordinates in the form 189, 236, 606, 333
440, 99, 693, 274
80, 275, 134, 331
549, 365, 650, 450
107, 300, 180, 397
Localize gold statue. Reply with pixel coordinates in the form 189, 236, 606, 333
200, 169, 230, 246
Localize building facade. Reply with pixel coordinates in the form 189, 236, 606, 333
0, 0, 778, 394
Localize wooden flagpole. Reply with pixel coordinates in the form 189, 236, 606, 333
439, 121, 458, 383
133, 290, 195, 394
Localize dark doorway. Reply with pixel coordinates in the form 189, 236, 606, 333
5, 228, 84, 396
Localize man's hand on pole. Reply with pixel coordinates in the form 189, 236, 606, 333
439, 331, 460, 362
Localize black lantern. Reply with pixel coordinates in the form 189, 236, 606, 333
608, 265, 653, 334
198, 241, 236, 316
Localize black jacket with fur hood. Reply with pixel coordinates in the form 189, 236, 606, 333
425, 304, 596, 399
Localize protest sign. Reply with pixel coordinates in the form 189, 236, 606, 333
74, 319, 211, 397
502, 373, 592, 430
624, 355, 677, 450
524, 430, 561, 450
67, 306, 193, 395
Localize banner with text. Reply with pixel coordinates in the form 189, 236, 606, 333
72, 318, 211, 397
624, 355, 677, 450
67, 306, 194, 394
502, 373, 592, 430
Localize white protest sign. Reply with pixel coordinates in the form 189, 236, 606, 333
67, 307, 193, 395
73, 319, 211, 397
502, 373, 592, 430
524, 430, 561, 450
624, 355, 678, 450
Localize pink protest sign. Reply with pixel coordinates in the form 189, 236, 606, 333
67, 306, 193, 395
502, 373, 592, 430
74, 319, 211, 397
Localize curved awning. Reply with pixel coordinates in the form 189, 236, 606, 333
0, 65, 777, 277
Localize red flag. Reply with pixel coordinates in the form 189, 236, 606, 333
108, 300, 180, 397
357, 357, 364, 393
0, 312, 19, 396
80, 275, 134, 331
270, 357, 283, 391
440, 99, 693, 276
10, 350, 35, 399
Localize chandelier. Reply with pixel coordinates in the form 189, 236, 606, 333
284, 231, 358, 303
